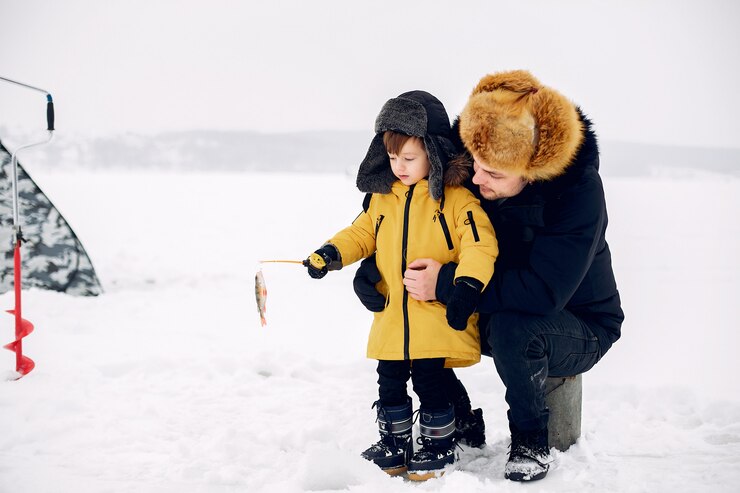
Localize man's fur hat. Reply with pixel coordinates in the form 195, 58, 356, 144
356, 90, 460, 200
459, 70, 584, 181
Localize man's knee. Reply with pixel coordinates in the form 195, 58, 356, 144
486, 311, 544, 361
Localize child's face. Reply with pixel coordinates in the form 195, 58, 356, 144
388, 138, 430, 187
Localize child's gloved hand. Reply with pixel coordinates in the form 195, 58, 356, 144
353, 253, 385, 312
303, 245, 338, 279
446, 277, 483, 330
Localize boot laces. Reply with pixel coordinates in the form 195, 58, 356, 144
371, 400, 386, 423
368, 401, 411, 454
366, 431, 410, 455
413, 435, 461, 460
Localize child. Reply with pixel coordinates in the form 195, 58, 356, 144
303, 91, 498, 480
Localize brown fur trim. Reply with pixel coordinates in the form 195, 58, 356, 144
460, 70, 584, 182
459, 90, 536, 177
443, 161, 470, 187
448, 152, 473, 168
471, 70, 542, 96
528, 88, 584, 180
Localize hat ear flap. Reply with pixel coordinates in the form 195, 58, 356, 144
357, 133, 396, 194
424, 135, 446, 201
527, 87, 584, 180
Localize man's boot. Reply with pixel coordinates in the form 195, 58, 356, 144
451, 391, 486, 448
407, 405, 457, 481
360, 399, 413, 475
504, 423, 553, 481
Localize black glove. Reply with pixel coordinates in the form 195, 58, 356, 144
436, 261, 458, 305
303, 245, 338, 279
446, 277, 483, 331
352, 253, 386, 312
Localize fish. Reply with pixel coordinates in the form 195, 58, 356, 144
255, 269, 268, 326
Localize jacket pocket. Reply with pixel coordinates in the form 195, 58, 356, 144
465, 211, 480, 242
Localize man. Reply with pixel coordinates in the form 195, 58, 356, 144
353, 70, 624, 482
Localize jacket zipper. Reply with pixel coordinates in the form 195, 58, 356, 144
465, 211, 480, 242
401, 185, 414, 360
435, 210, 454, 250
375, 214, 385, 237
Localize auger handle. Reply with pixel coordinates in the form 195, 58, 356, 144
47, 94, 54, 131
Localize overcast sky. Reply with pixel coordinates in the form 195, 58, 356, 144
1, 0, 739, 148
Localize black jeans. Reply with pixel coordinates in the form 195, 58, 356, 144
482, 310, 603, 432
377, 358, 453, 411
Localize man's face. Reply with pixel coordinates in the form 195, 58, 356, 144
471, 154, 529, 200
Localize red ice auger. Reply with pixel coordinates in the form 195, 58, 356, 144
1, 76, 55, 378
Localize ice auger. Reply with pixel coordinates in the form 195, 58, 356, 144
1, 76, 55, 378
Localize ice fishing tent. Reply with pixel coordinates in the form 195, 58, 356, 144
0, 138, 102, 296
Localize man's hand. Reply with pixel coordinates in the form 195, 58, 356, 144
403, 258, 442, 301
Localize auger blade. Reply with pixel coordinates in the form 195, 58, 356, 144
5, 310, 35, 376
16, 355, 35, 375
6, 309, 34, 337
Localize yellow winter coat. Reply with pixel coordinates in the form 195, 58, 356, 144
328, 180, 498, 368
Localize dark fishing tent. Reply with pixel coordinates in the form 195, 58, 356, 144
0, 138, 102, 296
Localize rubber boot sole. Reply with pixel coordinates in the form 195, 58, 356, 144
382, 465, 407, 476
505, 469, 548, 482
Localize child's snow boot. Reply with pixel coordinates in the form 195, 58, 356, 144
407, 405, 457, 481
360, 399, 413, 475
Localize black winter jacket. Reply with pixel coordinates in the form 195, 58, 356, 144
438, 114, 623, 356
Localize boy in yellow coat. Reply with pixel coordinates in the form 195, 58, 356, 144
304, 91, 498, 480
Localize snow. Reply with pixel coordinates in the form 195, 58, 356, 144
1, 169, 739, 492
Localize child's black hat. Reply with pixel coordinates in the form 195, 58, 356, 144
356, 91, 457, 200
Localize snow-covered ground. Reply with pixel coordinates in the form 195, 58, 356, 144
1, 169, 739, 492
